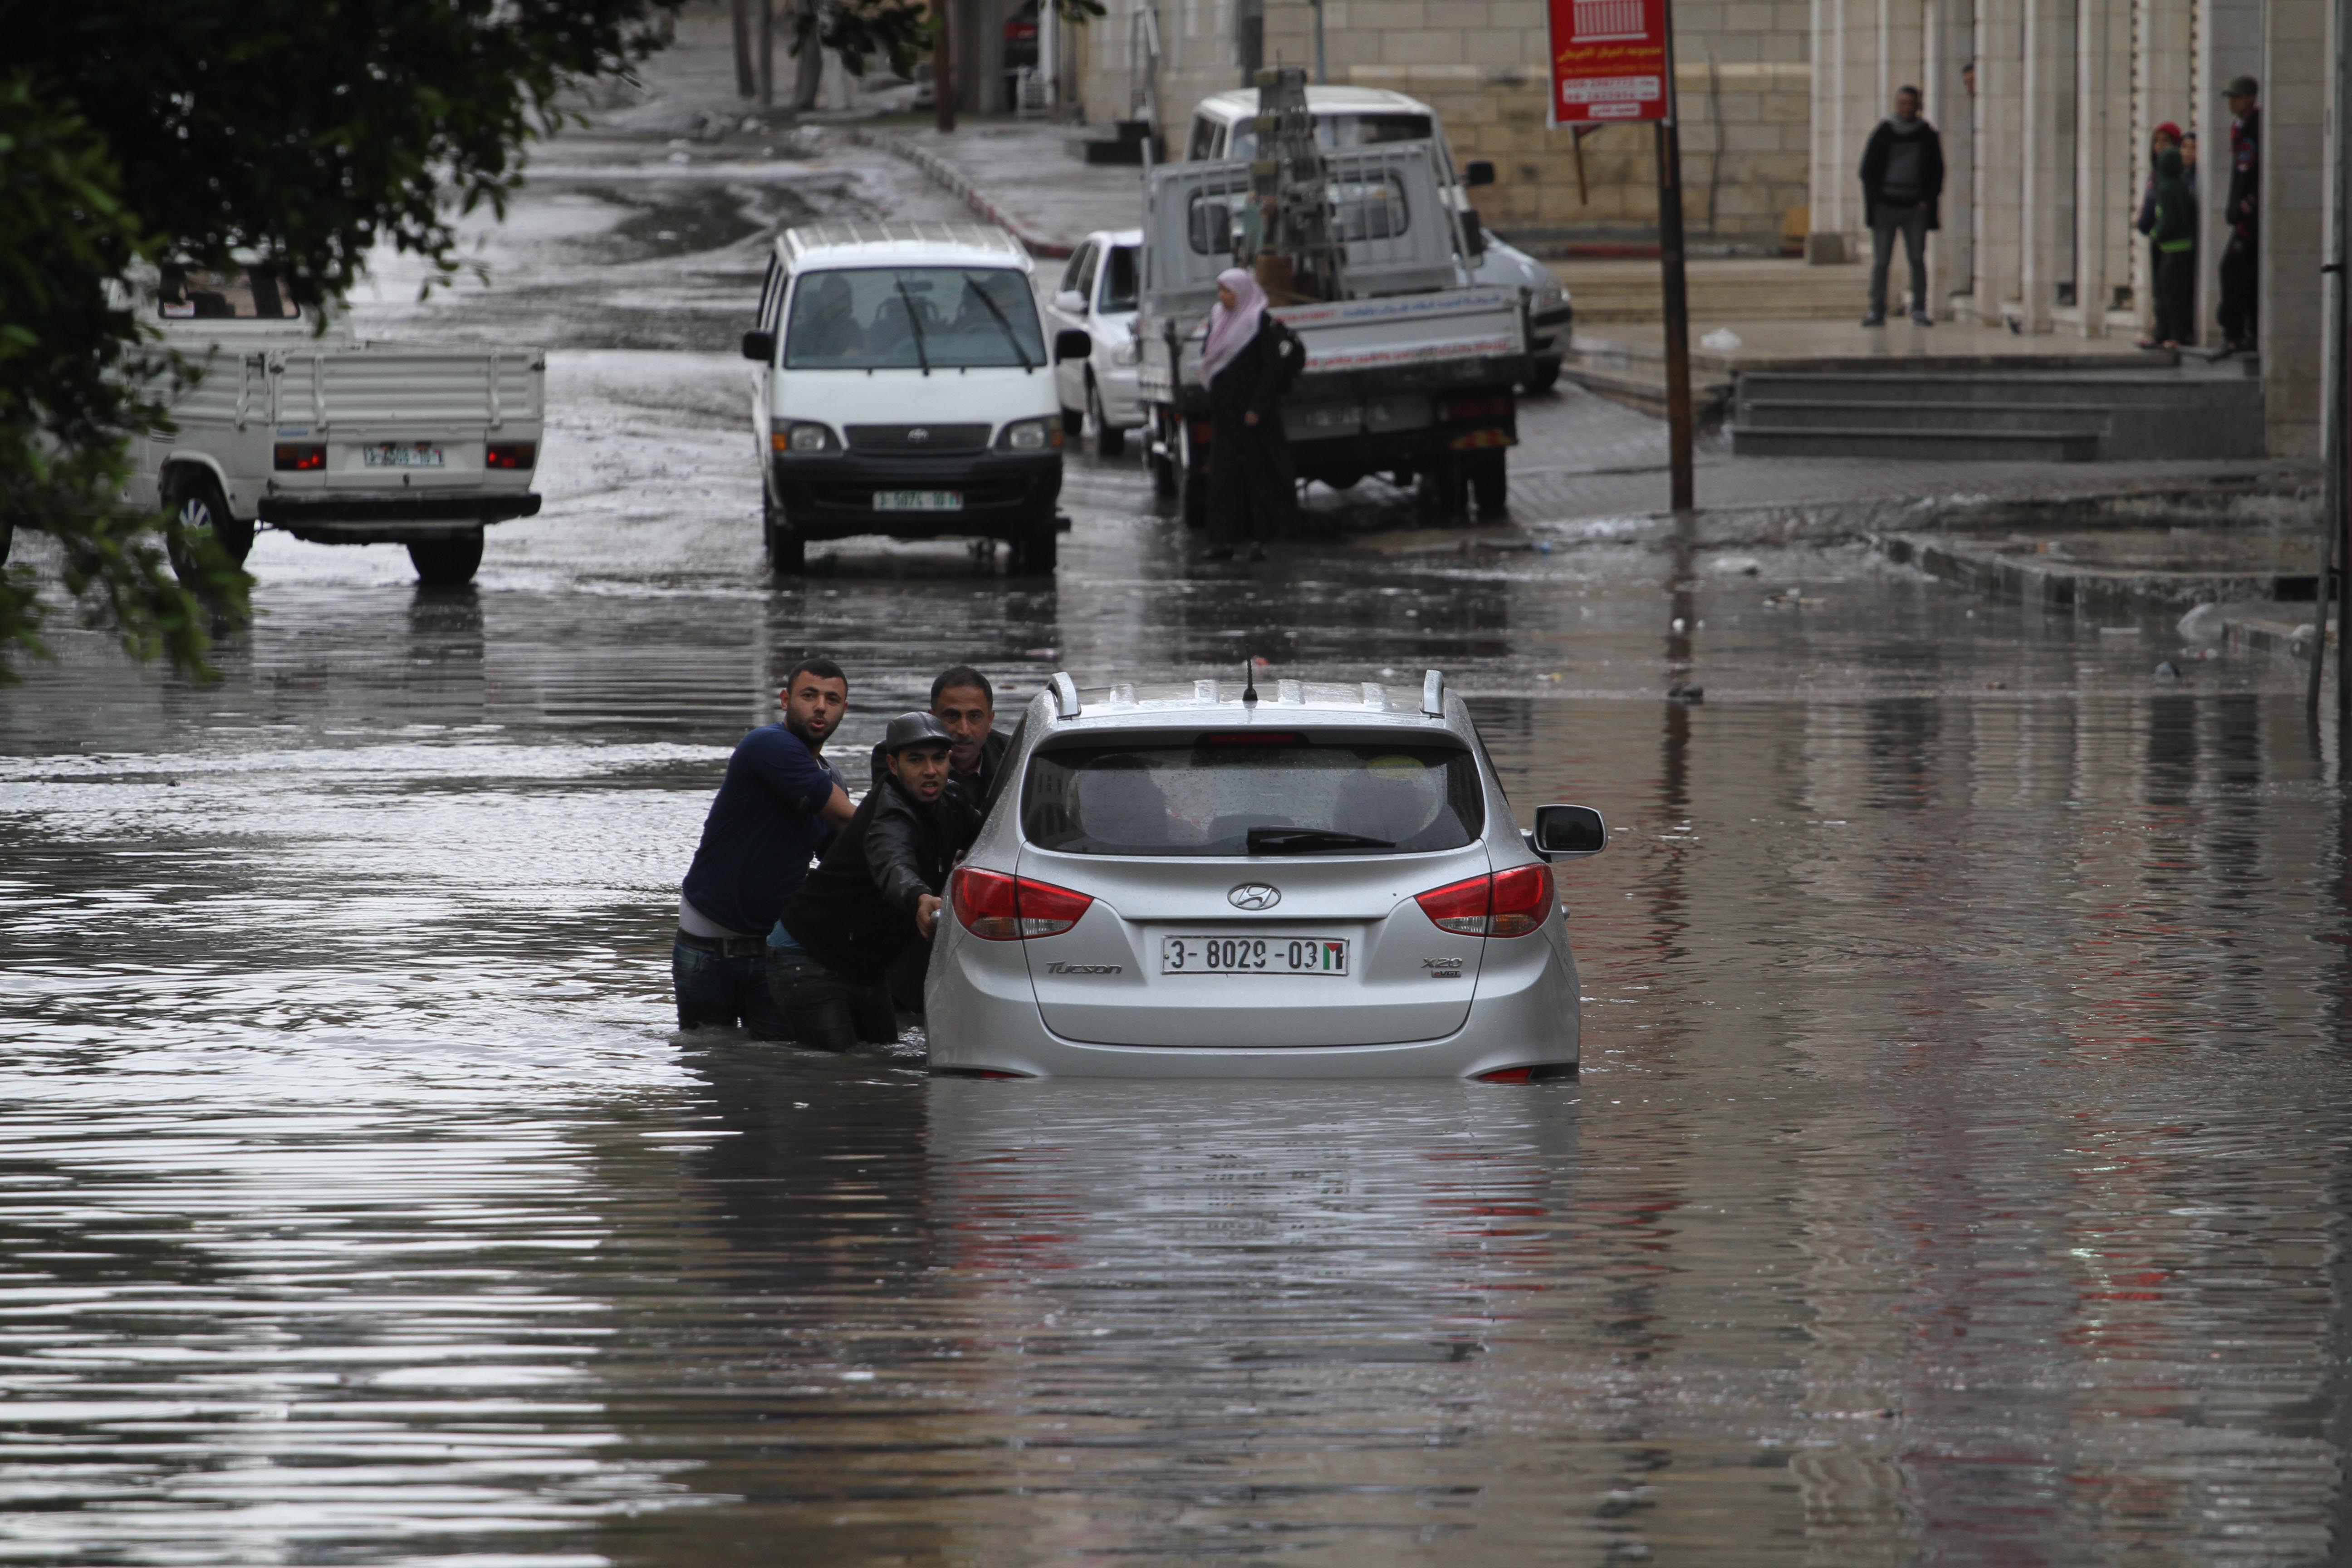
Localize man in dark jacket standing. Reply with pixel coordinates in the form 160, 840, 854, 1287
673, 658, 855, 1037
1859, 86, 1945, 328
2218, 76, 2260, 354
769, 713, 982, 1052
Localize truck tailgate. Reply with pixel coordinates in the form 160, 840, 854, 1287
273, 344, 544, 430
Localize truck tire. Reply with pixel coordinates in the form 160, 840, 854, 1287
164, 467, 254, 589
1177, 421, 1210, 531
1149, 412, 1179, 497
1089, 378, 1125, 457
1469, 450, 1509, 519
0, 521, 12, 567
408, 532, 485, 587
763, 487, 805, 574
1526, 356, 1563, 394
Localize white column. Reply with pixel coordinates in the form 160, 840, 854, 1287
2073, 0, 2112, 335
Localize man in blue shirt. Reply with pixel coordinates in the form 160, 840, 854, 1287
674, 658, 856, 1036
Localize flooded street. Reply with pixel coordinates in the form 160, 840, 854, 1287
6, 79, 2352, 1568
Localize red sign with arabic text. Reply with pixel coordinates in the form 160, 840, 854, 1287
1547, 0, 1670, 125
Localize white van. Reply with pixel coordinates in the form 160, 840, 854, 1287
743, 221, 1081, 574
1183, 87, 1571, 391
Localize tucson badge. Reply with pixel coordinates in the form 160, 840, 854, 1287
1227, 883, 1281, 911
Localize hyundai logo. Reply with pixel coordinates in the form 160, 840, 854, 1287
907, 427, 930, 444
1227, 882, 1281, 911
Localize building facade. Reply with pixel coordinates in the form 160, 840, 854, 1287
1070, 0, 1815, 252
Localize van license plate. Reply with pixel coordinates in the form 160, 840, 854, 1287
1161, 936, 1350, 975
874, 490, 962, 511
363, 443, 444, 468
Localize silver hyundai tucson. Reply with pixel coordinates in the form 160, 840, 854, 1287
926, 670, 1607, 1079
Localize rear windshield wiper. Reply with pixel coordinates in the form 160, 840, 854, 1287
1247, 828, 1396, 854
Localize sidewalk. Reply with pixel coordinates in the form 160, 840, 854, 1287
849, 121, 1145, 257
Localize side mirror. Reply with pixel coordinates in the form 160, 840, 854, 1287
1054, 289, 1087, 314
1532, 804, 1607, 859
741, 329, 774, 363
1054, 328, 1093, 362
1463, 160, 1497, 188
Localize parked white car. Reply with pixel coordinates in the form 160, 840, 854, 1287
1183, 87, 1571, 392
121, 265, 545, 588
744, 221, 1083, 574
1044, 229, 1144, 458
926, 669, 1610, 1079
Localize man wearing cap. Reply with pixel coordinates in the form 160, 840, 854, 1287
768, 713, 983, 1053
673, 658, 855, 1037
2218, 76, 2260, 354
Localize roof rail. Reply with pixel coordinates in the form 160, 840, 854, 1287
1421, 668, 1446, 716
1050, 671, 1082, 718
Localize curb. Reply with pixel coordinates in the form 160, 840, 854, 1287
847, 128, 1074, 260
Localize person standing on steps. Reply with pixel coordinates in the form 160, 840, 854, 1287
1859, 86, 1945, 328
673, 658, 856, 1037
2139, 147, 2198, 350
1199, 268, 1305, 564
2218, 76, 2260, 356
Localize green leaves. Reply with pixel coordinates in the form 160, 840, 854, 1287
1, 0, 681, 682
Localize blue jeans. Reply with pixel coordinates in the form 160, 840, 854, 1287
764, 949, 898, 1054
673, 938, 791, 1039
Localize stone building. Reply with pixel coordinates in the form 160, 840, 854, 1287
1806, 0, 2335, 454
1070, 0, 1815, 252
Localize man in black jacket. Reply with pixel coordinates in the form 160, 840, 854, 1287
769, 713, 983, 1053
1859, 86, 1945, 328
2217, 76, 2260, 354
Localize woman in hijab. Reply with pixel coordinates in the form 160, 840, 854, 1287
1198, 267, 1306, 562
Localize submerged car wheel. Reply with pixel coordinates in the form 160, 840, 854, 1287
1469, 451, 1509, 519
763, 486, 805, 574
1089, 378, 1125, 458
408, 532, 484, 588
1525, 356, 1563, 394
164, 468, 254, 590
1148, 412, 1179, 498
1012, 517, 1058, 574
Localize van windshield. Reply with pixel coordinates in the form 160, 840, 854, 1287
1226, 112, 1434, 162
784, 267, 1046, 370
1023, 736, 1483, 857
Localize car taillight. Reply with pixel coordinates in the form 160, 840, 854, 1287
1488, 862, 1553, 937
486, 441, 536, 470
273, 443, 324, 471
1414, 866, 1553, 937
952, 867, 1093, 940
1415, 873, 1491, 936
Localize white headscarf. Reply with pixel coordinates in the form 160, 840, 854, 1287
1199, 267, 1267, 385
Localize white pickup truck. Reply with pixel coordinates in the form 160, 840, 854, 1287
1137, 139, 1530, 525
124, 266, 545, 588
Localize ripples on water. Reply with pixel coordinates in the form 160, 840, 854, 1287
2, 531, 2348, 1563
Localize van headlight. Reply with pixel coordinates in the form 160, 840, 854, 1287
998, 417, 1062, 451
772, 422, 837, 454
1536, 278, 1568, 309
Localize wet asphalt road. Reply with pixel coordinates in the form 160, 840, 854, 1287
4, 84, 2352, 1567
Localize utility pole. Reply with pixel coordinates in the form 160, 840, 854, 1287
1312, 0, 1328, 84
2318, 2, 2351, 728
758, 0, 775, 107
933, 0, 956, 132
1656, 1, 1694, 514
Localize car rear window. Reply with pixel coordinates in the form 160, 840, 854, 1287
1023, 735, 1483, 856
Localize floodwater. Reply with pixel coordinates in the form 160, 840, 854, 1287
6, 86, 2352, 1568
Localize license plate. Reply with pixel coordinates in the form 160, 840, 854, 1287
363, 442, 444, 469
873, 490, 962, 511
1161, 935, 1351, 975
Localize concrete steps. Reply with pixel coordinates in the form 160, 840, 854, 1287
1730, 368, 2265, 461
